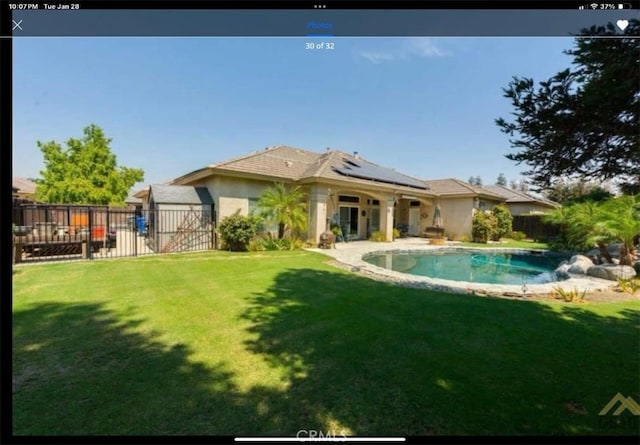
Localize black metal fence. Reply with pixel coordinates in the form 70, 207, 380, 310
12, 204, 216, 264
512, 214, 561, 241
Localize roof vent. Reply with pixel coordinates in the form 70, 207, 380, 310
326, 147, 331, 152
353, 151, 360, 159
285, 161, 293, 167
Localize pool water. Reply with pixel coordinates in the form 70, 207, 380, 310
363, 250, 568, 285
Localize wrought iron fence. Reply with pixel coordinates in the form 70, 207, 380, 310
12, 204, 216, 264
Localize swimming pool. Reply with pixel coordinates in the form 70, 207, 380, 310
363, 249, 568, 285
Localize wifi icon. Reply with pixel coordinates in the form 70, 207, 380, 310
590, 3, 599, 8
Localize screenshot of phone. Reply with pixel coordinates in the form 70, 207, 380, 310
5, 1, 640, 443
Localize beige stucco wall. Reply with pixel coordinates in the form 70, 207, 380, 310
437, 197, 474, 239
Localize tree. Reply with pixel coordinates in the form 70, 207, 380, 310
543, 179, 613, 204
496, 20, 640, 192
491, 204, 513, 241
468, 176, 483, 186
471, 210, 497, 243
36, 124, 144, 205
509, 179, 529, 192
258, 182, 307, 239
596, 194, 640, 265
496, 173, 507, 186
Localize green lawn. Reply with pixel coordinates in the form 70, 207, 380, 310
12, 251, 639, 436
458, 240, 549, 249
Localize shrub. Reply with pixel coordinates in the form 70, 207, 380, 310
510, 231, 526, 241
217, 212, 260, 251
257, 235, 304, 251
369, 231, 387, 242
551, 286, 586, 303
392, 228, 400, 239
472, 211, 497, 243
491, 204, 513, 241
616, 277, 640, 294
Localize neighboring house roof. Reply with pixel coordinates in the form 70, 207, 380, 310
423, 178, 505, 200
484, 185, 560, 208
174, 145, 434, 194
149, 184, 214, 205
12, 178, 37, 195
125, 194, 143, 205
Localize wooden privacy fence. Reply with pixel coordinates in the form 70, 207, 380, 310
512, 214, 561, 240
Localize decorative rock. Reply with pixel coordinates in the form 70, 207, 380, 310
587, 264, 637, 281
568, 255, 594, 275
555, 263, 571, 279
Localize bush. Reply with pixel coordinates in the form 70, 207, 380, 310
369, 231, 387, 242
491, 204, 513, 241
217, 212, 261, 251
392, 228, 400, 239
510, 231, 526, 241
472, 211, 497, 243
252, 234, 304, 251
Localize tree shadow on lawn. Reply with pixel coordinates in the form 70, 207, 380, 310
241, 267, 640, 436
12, 268, 639, 437
12, 302, 290, 436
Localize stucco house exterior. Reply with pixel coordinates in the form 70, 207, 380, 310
135, 146, 550, 246
422, 179, 506, 240
137, 146, 440, 244
483, 184, 560, 215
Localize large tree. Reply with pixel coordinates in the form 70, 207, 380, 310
36, 124, 144, 205
496, 20, 640, 191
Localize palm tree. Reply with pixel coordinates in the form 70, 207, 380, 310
258, 182, 307, 239
595, 194, 640, 266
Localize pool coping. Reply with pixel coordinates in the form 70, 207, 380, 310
306, 240, 616, 297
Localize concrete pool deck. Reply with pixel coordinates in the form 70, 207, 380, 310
306, 238, 617, 298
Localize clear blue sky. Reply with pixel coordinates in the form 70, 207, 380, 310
13, 37, 575, 190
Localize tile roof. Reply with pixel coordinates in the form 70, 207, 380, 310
484, 185, 560, 207
150, 184, 214, 205
12, 178, 37, 194
423, 178, 504, 200
212, 145, 321, 180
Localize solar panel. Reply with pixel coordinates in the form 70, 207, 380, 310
332, 159, 427, 190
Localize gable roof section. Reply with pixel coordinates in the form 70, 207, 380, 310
423, 178, 504, 200
484, 185, 560, 207
211, 145, 321, 180
12, 178, 37, 194
150, 184, 214, 205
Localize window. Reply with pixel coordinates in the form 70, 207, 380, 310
339, 195, 360, 203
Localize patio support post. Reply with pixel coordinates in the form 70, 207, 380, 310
308, 186, 329, 244
380, 196, 395, 242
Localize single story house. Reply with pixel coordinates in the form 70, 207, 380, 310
136, 146, 558, 246
12, 178, 37, 200
422, 179, 506, 240
136, 146, 440, 244
483, 184, 560, 215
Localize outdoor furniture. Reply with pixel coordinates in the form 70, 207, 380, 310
396, 224, 409, 238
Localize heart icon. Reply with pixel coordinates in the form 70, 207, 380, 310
617, 19, 629, 31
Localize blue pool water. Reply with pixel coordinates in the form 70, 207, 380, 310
363, 250, 568, 285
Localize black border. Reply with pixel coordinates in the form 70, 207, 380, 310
2, 0, 640, 10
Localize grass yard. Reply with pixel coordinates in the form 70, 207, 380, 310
12, 250, 639, 436
458, 240, 550, 249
